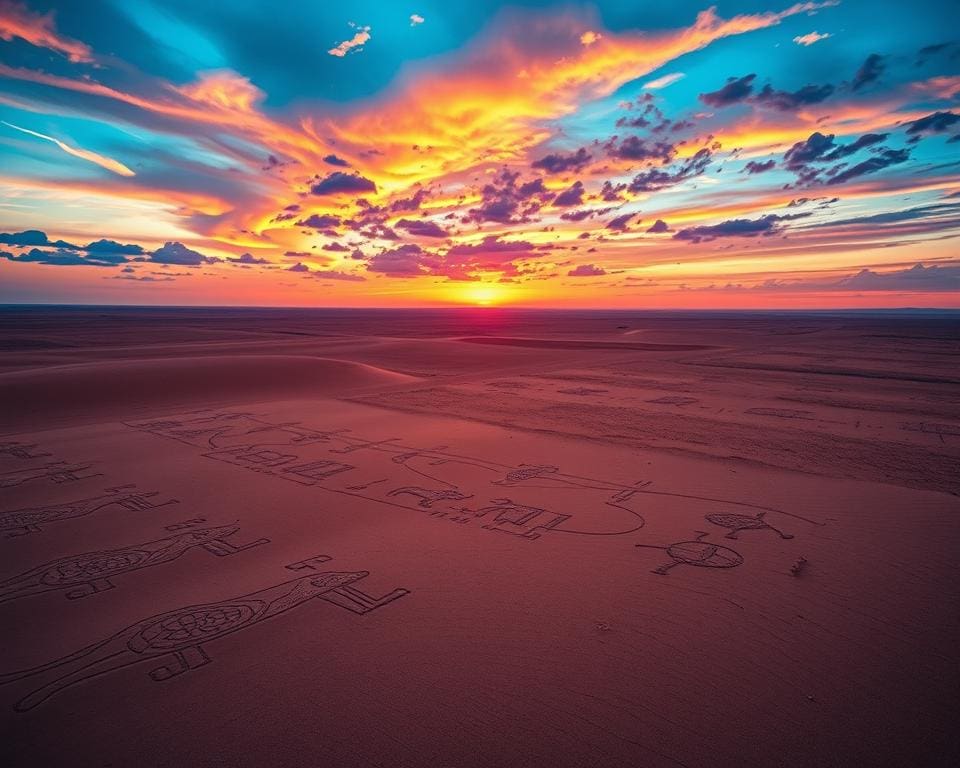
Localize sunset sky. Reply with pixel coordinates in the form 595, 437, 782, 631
1, 0, 958, 307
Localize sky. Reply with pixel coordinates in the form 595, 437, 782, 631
0, 0, 959, 308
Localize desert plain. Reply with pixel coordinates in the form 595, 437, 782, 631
1, 306, 958, 767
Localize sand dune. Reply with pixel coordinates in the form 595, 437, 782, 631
0, 355, 415, 430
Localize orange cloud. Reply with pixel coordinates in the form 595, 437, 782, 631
0, 0, 92, 62
325, 2, 840, 186
328, 24, 371, 57
793, 31, 831, 46
174, 70, 266, 114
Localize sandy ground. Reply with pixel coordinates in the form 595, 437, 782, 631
1, 307, 958, 767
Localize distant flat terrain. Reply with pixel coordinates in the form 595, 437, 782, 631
1, 307, 958, 768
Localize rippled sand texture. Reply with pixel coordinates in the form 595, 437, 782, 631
2, 307, 958, 767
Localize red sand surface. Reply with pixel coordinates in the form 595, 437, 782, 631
1, 308, 958, 767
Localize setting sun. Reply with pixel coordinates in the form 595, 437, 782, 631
461, 282, 508, 306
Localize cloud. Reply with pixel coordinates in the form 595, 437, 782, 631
323, 154, 350, 167
905, 111, 960, 137
0, 1, 93, 62
389, 188, 428, 212
0, 247, 122, 267
396, 218, 448, 238
287, 262, 310, 272
0, 229, 59, 247
362, 235, 543, 281
713, 262, 960, 293
366, 243, 437, 276
327, 2, 838, 188
646, 219, 672, 233
150, 242, 217, 266
821, 132, 887, 161
825, 148, 910, 184
84, 239, 144, 256
793, 31, 831, 46
580, 30, 602, 47
553, 181, 585, 207
753, 83, 834, 110
605, 136, 675, 163
852, 53, 885, 91
531, 147, 591, 174
112, 273, 174, 282
606, 212, 636, 230
310, 172, 377, 196
830, 263, 960, 291
309, 270, 366, 281
784, 131, 836, 169
744, 159, 776, 174
228, 252, 269, 265
298, 213, 342, 229
628, 147, 712, 192
328, 24, 371, 58
465, 169, 551, 224
812, 202, 960, 229
783, 132, 902, 185
700, 74, 756, 107
410, 14, 425, 27
643, 73, 685, 90
673, 213, 809, 243
568, 264, 606, 277
445, 235, 539, 259
1, 120, 135, 176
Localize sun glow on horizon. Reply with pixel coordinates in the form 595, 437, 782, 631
460, 282, 511, 306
